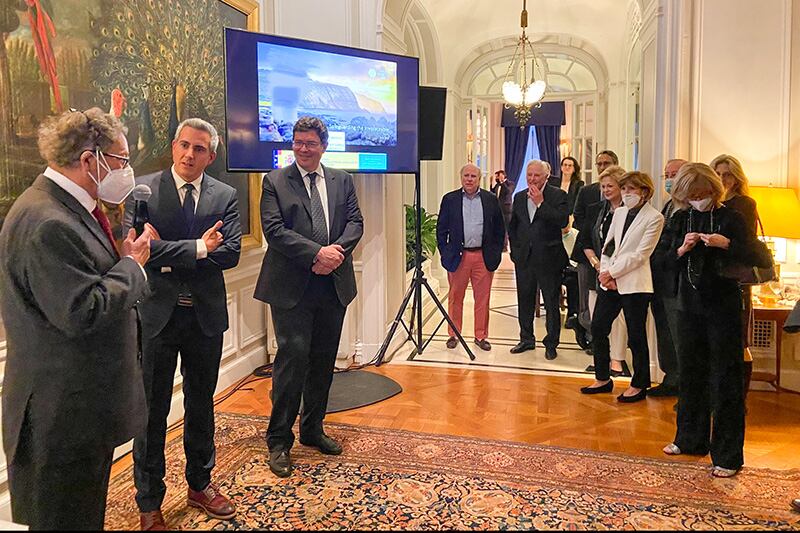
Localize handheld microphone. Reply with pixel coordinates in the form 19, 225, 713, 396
132, 184, 152, 236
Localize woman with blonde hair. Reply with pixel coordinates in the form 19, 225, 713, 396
652, 162, 769, 477
710, 154, 759, 409
580, 171, 664, 402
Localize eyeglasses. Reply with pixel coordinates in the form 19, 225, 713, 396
102, 152, 130, 168
292, 140, 321, 149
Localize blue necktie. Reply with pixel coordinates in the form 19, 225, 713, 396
308, 172, 328, 245
183, 183, 195, 230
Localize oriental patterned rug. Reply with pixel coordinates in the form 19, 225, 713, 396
105, 412, 800, 530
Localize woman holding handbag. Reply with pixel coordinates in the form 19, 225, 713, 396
652, 163, 768, 477
711, 154, 758, 409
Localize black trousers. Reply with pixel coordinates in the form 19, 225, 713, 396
651, 292, 680, 388
133, 306, 223, 512
9, 420, 113, 530
591, 290, 652, 389
268, 274, 347, 451
672, 304, 745, 470
515, 261, 562, 348
563, 267, 579, 318
576, 262, 594, 334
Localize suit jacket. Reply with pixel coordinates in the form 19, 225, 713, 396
0, 175, 148, 462
571, 182, 603, 265
507, 185, 570, 272
124, 170, 242, 338
254, 163, 363, 309
436, 188, 505, 273
599, 202, 664, 294
489, 179, 513, 214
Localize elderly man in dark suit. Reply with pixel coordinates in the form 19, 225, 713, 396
508, 159, 570, 360
254, 116, 363, 478
436, 163, 506, 351
126, 118, 242, 530
0, 108, 153, 530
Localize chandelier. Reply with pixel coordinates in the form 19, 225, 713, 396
502, 0, 547, 126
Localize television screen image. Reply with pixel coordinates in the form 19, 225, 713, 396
225, 28, 419, 173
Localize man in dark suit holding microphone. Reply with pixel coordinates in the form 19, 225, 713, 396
508, 159, 570, 360
126, 118, 242, 530
254, 116, 363, 478
0, 108, 153, 530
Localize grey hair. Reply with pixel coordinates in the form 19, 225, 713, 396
526, 159, 546, 172
38, 107, 127, 167
460, 163, 481, 178
174, 118, 220, 153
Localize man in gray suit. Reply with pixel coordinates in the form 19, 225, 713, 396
254, 116, 363, 478
0, 108, 153, 530
126, 118, 242, 530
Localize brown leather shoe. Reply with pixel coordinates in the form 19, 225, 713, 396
445, 337, 457, 349
187, 483, 236, 520
473, 338, 491, 351
791, 498, 800, 513
140, 510, 167, 531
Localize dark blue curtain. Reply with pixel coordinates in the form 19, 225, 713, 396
535, 125, 561, 176
504, 126, 530, 192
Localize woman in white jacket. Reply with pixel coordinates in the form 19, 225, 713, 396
580, 171, 665, 402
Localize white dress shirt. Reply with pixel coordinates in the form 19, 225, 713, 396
43, 166, 146, 279
296, 162, 330, 240
171, 165, 207, 259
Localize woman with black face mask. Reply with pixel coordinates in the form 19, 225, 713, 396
651, 163, 768, 478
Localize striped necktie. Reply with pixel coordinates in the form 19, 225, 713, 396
308, 172, 329, 245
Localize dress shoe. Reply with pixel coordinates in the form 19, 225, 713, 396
187, 483, 236, 520
544, 346, 558, 360
791, 498, 800, 513
474, 338, 491, 351
584, 346, 594, 356
580, 380, 613, 394
510, 341, 535, 354
574, 325, 591, 349
269, 449, 292, 477
648, 383, 678, 397
609, 360, 632, 377
299, 433, 343, 455
617, 388, 647, 403
140, 510, 167, 531
564, 315, 579, 330
445, 336, 457, 349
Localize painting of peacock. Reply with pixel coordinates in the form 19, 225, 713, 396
89, 0, 245, 175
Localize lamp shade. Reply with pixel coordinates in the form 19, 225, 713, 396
749, 186, 800, 239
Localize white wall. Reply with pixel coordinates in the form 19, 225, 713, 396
690, 0, 793, 186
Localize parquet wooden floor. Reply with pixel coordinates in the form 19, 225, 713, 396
112, 363, 800, 476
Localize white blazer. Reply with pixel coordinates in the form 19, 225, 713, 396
599, 202, 665, 294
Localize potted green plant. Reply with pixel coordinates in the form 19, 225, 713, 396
405, 204, 438, 271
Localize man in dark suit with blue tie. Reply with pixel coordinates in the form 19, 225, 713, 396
254, 116, 363, 478
126, 118, 242, 530
508, 159, 570, 360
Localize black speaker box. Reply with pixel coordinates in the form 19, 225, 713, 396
418, 86, 446, 161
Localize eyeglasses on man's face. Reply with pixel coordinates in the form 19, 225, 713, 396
292, 140, 321, 149
102, 152, 130, 168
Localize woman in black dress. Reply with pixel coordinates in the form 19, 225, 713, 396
711, 154, 758, 408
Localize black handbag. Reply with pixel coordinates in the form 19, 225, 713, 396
719, 216, 778, 285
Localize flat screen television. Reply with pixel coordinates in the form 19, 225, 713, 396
224, 28, 420, 174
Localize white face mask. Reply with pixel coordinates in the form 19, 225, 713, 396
689, 198, 713, 212
622, 193, 641, 209
88, 149, 135, 204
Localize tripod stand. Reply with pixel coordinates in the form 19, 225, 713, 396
375, 169, 475, 365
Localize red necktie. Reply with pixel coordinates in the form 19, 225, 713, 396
92, 205, 119, 256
